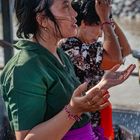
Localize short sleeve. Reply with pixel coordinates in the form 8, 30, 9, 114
5, 64, 47, 131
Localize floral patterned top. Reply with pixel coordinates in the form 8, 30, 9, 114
60, 37, 105, 127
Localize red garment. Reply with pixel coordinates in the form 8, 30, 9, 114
100, 103, 114, 140
100, 91, 114, 140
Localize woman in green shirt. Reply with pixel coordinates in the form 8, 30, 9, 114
0, 0, 135, 140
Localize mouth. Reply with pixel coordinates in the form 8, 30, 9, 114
73, 19, 77, 25
72, 23, 78, 27
72, 19, 77, 28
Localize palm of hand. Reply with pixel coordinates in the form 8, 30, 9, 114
100, 64, 136, 89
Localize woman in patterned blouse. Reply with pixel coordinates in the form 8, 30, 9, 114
60, 0, 132, 139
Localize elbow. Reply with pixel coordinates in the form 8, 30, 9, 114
114, 59, 123, 64
106, 51, 123, 63
113, 59, 124, 66
101, 59, 123, 70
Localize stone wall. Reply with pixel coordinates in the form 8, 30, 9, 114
112, 0, 140, 19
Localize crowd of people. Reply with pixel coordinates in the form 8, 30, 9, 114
0, 0, 135, 140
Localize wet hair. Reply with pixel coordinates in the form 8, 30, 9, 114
15, 0, 61, 39
72, 0, 100, 26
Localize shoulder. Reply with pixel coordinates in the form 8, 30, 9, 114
1, 48, 50, 86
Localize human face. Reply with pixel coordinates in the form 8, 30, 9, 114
50, 0, 78, 38
82, 24, 102, 44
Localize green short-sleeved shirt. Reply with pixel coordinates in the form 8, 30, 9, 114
0, 40, 90, 131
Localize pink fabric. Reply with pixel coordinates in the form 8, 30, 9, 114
62, 123, 97, 140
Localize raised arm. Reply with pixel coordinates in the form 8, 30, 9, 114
95, 0, 123, 70
113, 20, 132, 57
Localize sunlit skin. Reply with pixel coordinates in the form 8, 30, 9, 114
13, 0, 136, 140
50, 0, 78, 38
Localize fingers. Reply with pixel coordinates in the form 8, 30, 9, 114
85, 89, 102, 105
122, 64, 136, 80
104, 64, 136, 86
73, 82, 88, 97
72, 87, 110, 113
98, 101, 110, 111
125, 64, 136, 74
118, 64, 136, 81
90, 100, 110, 112
96, 93, 110, 105
85, 88, 100, 103
85, 89, 110, 107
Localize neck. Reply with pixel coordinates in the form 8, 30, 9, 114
77, 29, 88, 44
33, 31, 59, 54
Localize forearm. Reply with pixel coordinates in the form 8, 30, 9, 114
24, 107, 78, 140
114, 21, 132, 57
102, 23, 122, 62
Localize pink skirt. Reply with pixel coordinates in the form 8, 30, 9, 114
62, 123, 98, 140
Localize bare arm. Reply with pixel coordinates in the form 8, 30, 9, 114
15, 64, 136, 140
100, 20, 132, 70
15, 111, 76, 140
95, 0, 123, 70
113, 20, 132, 57
15, 83, 109, 140
23, 108, 76, 140
102, 23, 122, 62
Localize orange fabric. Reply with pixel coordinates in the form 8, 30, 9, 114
100, 103, 114, 140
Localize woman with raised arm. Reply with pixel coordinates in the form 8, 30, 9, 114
0, 0, 135, 140
60, 0, 132, 139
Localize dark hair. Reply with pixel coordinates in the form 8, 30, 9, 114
72, 0, 100, 26
15, 0, 61, 39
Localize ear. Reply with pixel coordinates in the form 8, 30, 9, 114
36, 12, 48, 28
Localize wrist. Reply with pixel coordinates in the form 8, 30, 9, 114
67, 104, 82, 117
95, 80, 108, 91
64, 105, 82, 122
100, 20, 115, 30
100, 18, 111, 23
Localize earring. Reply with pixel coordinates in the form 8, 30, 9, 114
44, 27, 47, 31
